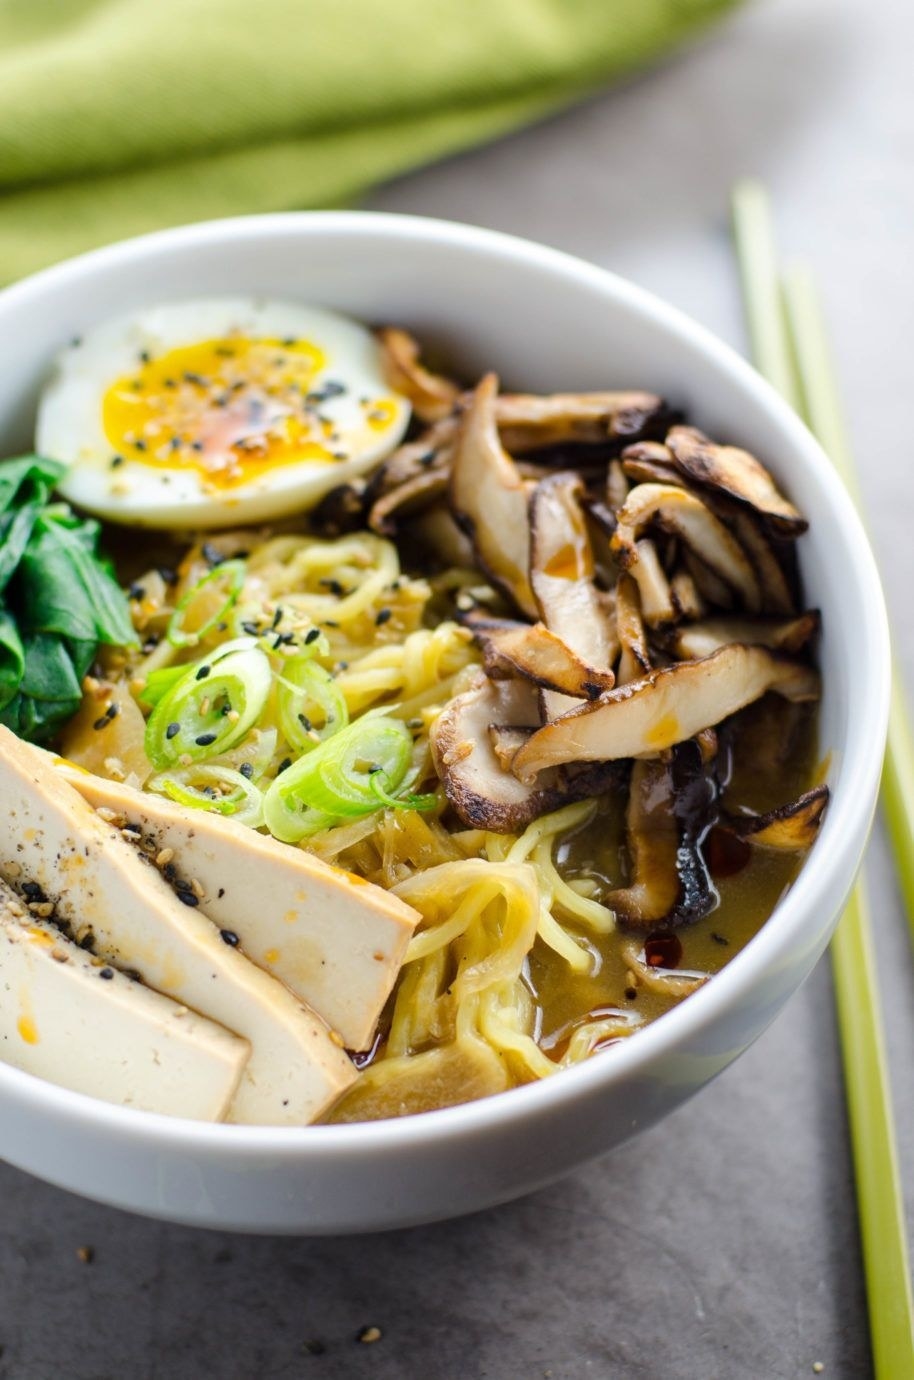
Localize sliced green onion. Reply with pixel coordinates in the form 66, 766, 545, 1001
167, 559, 246, 648
138, 663, 187, 709
368, 772, 438, 812
277, 656, 348, 754
148, 765, 264, 827
263, 716, 432, 842
145, 645, 271, 770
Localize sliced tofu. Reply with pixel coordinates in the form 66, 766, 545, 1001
0, 879, 248, 1121
53, 765, 420, 1051
0, 729, 356, 1126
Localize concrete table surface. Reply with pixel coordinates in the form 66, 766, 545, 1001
0, 0, 910, 1375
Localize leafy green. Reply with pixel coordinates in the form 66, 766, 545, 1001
0, 455, 136, 743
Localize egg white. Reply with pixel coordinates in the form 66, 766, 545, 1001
37, 299, 411, 529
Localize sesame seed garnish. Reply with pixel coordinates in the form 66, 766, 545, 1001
356, 1326, 382, 1344
277, 757, 292, 775
220, 929, 240, 947
99, 967, 114, 980
190, 878, 205, 900
75, 1246, 95, 1265
375, 607, 392, 626
196, 664, 211, 681
176, 891, 199, 908
195, 733, 217, 747
166, 722, 180, 740
156, 848, 175, 867
239, 762, 254, 780
304, 627, 321, 645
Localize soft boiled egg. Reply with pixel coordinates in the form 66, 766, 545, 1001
37, 299, 412, 529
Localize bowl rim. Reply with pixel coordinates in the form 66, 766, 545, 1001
0, 209, 891, 1159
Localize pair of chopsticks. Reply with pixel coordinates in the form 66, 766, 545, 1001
731, 181, 914, 1378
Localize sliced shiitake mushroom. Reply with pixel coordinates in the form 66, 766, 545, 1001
612, 483, 762, 612
368, 468, 449, 535
511, 644, 820, 783
664, 610, 819, 661
431, 671, 616, 831
493, 391, 669, 453
629, 538, 676, 627
606, 740, 717, 929
449, 374, 538, 619
377, 327, 462, 423
621, 440, 684, 488
665, 425, 807, 536
615, 573, 652, 686
462, 613, 615, 700
726, 509, 796, 615
411, 506, 477, 567
529, 471, 617, 717
725, 783, 829, 849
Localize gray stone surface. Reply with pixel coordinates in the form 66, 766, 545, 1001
0, 0, 910, 1375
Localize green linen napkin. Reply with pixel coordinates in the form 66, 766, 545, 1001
0, 0, 737, 284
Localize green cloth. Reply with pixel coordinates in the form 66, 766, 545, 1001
0, 0, 736, 285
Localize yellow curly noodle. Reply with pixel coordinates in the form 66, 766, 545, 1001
72, 528, 639, 1118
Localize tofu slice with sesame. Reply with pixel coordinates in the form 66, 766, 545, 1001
0, 729, 355, 1125
53, 764, 421, 1051
0, 879, 249, 1120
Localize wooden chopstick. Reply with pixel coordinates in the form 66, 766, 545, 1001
731, 179, 914, 1379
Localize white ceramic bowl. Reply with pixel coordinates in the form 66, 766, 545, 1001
0, 213, 890, 1234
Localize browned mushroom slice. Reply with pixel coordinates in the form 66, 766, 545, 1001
683, 549, 735, 610
726, 784, 829, 849
615, 573, 652, 686
606, 460, 630, 512
411, 506, 477, 568
607, 759, 679, 924
529, 471, 617, 716
666, 610, 819, 661
727, 510, 796, 615
466, 615, 615, 699
670, 569, 705, 621
431, 672, 578, 831
612, 483, 762, 612
492, 391, 667, 453
511, 644, 820, 783
630, 538, 676, 626
665, 425, 807, 536
449, 374, 537, 619
368, 468, 449, 534
377, 327, 462, 423
606, 740, 717, 929
621, 440, 684, 488
488, 724, 533, 772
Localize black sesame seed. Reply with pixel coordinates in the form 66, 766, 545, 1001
239, 762, 254, 780
165, 722, 180, 740
142, 635, 161, 653
271, 606, 283, 629
277, 757, 292, 775
195, 733, 217, 747
220, 929, 240, 947
105, 702, 120, 721
22, 881, 46, 902
202, 543, 225, 567
110, 454, 125, 469
319, 578, 344, 596
139, 349, 151, 364
375, 607, 392, 626
711, 931, 730, 946
158, 566, 178, 586
217, 888, 226, 899
92, 714, 111, 731
128, 583, 145, 601
298, 713, 312, 732
99, 967, 114, 980
195, 665, 211, 681
177, 892, 199, 908
241, 621, 261, 636
134, 438, 147, 452
304, 627, 320, 645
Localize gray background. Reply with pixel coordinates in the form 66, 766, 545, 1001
1, 0, 910, 1375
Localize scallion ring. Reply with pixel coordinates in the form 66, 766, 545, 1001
277, 657, 348, 754
167, 559, 246, 648
148, 766, 264, 827
145, 645, 271, 769
262, 716, 432, 843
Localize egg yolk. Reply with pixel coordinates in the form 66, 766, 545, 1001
101, 336, 394, 489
